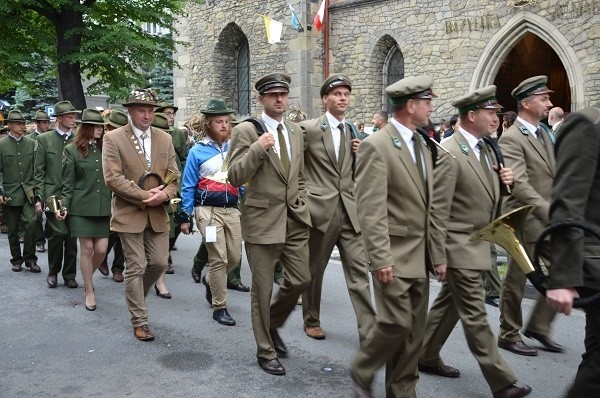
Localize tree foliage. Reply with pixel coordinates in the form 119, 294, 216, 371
0, 0, 202, 108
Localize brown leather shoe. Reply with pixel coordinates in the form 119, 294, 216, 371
227, 282, 250, 292
112, 271, 124, 282
257, 357, 286, 375
522, 330, 564, 353
25, 261, 41, 273
133, 325, 155, 341
98, 260, 109, 276
304, 325, 326, 340
64, 279, 79, 288
498, 340, 538, 356
269, 328, 288, 357
47, 274, 57, 288
493, 384, 532, 398
418, 364, 460, 378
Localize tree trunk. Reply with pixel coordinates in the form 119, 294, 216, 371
55, 7, 86, 109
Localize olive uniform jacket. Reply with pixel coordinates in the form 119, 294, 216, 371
102, 123, 180, 234
499, 119, 555, 243
61, 143, 111, 217
300, 115, 360, 234
355, 122, 434, 278
170, 126, 188, 171
0, 135, 37, 206
430, 130, 502, 269
549, 108, 600, 292
227, 119, 311, 244
34, 130, 75, 204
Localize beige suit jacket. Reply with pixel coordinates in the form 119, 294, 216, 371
102, 123, 180, 233
499, 120, 555, 242
300, 115, 360, 234
227, 119, 311, 244
355, 122, 434, 278
430, 130, 501, 270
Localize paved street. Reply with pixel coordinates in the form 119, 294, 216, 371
0, 232, 584, 397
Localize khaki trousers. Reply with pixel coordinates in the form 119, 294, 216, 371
420, 267, 516, 394
245, 215, 310, 360
195, 206, 242, 310
119, 228, 169, 327
302, 205, 375, 343
499, 242, 557, 342
351, 277, 429, 398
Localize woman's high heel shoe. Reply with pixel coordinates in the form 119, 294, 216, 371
154, 284, 172, 299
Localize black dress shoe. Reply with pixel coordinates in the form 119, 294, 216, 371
25, 261, 41, 273
165, 264, 174, 274
85, 304, 97, 311
227, 282, 250, 292
191, 266, 201, 283
418, 364, 460, 378
485, 296, 500, 307
213, 308, 236, 326
523, 330, 564, 353
154, 284, 172, 299
258, 357, 286, 375
269, 328, 288, 358
498, 340, 538, 356
202, 275, 213, 306
64, 279, 79, 288
47, 274, 57, 288
493, 383, 532, 398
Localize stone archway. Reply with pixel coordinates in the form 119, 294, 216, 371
471, 12, 584, 111
368, 34, 402, 114
213, 23, 249, 111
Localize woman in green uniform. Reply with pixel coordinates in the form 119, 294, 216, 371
58, 109, 111, 311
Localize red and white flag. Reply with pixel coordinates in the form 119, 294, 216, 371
314, 0, 325, 32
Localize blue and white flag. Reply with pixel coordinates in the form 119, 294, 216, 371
288, 2, 304, 32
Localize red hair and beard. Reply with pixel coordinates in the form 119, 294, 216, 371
202, 114, 231, 144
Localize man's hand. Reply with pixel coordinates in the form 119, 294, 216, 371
434, 263, 447, 282
547, 288, 580, 315
56, 210, 68, 221
351, 138, 361, 153
35, 201, 43, 214
258, 133, 275, 151
494, 166, 514, 186
181, 222, 191, 235
0, 195, 4, 205
143, 185, 169, 207
373, 266, 393, 285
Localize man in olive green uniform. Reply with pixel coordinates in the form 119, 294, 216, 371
498, 76, 561, 356
0, 110, 41, 273
28, 110, 51, 253
156, 100, 188, 274
350, 76, 436, 397
418, 86, 531, 398
34, 101, 79, 288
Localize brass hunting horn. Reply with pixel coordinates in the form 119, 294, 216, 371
471, 205, 600, 308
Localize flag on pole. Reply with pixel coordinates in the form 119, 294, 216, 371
288, 2, 304, 32
263, 16, 283, 44
314, 0, 325, 32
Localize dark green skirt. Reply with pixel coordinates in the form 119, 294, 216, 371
70, 215, 110, 238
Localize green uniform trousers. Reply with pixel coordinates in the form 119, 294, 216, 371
351, 277, 429, 398
45, 214, 77, 280
420, 267, 517, 394
499, 242, 556, 342
4, 204, 37, 265
483, 245, 502, 298
104, 231, 125, 273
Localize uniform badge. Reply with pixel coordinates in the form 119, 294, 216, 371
392, 136, 403, 150
518, 125, 529, 136
459, 142, 469, 154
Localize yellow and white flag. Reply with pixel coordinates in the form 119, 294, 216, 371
263, 16, 283, 44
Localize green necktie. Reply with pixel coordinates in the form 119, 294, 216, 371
338, 123, 346, 167
277, 124, 289, 176
477, 141, 493, 188
412, 133, 427, 189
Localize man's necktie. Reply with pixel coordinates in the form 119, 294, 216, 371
477, 141, 494, 188
338, 123, 346, 167
412, 133, 427, 188
139, 132, 150, 167
277, 124, 289, 175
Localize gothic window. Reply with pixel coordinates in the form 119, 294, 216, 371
236, 39, 250, 115
385, 46, 404, 112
